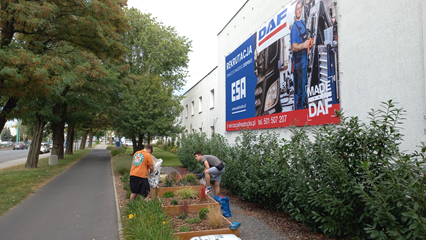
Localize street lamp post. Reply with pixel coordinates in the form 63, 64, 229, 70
16, 119, 19, 142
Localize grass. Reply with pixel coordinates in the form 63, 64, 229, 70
111, 146, 183, 176
0, 149, 91, 216
152, 147, 183, 167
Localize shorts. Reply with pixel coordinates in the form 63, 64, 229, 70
207, 166, 225, 183
130, 176, 150, 198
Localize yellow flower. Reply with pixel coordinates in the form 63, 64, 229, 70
129, 214, 134, 219
162, 221, 166, 224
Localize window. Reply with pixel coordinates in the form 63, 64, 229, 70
191, 101, 194, 116
199, 96, 202, 113
185, 105, 188, 118
210, 89, 214, 109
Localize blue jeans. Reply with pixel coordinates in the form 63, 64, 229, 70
294, 59, 307, 110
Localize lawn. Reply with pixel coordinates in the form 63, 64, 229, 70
111, 146, 183, 176
0, 150, 91, 216
151, 147, 183, 167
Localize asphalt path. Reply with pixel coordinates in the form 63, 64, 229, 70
0, 148, 119, 240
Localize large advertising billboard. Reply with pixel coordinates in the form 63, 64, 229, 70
226, 0, 340, 131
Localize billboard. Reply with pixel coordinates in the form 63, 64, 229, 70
226, 0, 340, 131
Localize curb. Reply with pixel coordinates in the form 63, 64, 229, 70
110, 152, 124, 240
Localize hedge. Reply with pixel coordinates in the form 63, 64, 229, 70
177, 100, 426, 239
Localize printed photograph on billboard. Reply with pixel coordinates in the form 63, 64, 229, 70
226, 0, 340, 131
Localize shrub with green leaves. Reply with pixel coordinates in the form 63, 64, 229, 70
178, 100, 426, 239
177, 132, 230, 173
163, 191, 174, 198
122, 198, 175, 240
199, 207, 209, 219
110, 146, 126, 156
171, 199, 178, 205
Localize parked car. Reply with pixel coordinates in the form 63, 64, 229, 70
13, 142, 28, 150
125, 140, 133, 146
40, 143, 50, 153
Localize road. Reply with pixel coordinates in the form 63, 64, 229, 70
0, 141, 90, 169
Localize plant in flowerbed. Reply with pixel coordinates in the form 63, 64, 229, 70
122, 198, 175, 240
161, 186, 218, 215
170, 205, 239, 239
157, 170, 200, 187
152, 170, 204, 198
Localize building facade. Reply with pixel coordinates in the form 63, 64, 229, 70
180, 0, 426, 152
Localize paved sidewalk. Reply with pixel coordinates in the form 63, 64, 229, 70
162, 167, 288, 240
0, 147, 118, 240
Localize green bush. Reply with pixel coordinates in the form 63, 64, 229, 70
163, 191, 174, 198
171, 199, 178, 205
178, 100, 426, 239
177, 132, 230, 173
110, 146, 126, 156
199, 207, 209, 219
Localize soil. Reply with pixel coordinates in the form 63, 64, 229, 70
171, 213, 229, 233
162, 195, 216, 207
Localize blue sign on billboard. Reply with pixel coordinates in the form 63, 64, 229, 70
225, 34, 256, 122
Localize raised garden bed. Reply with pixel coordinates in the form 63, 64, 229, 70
162, 195, 219, 215
151, 185, 205, 198
170, 213, 239, 240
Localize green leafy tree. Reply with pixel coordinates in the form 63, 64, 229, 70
114, 8, 190, 153
0, 0, 129, 136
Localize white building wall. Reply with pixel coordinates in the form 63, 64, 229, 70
182, 0, 426, 152
180, 67, 219, 136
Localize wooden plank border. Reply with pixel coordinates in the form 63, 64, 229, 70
173, 216, 239, 240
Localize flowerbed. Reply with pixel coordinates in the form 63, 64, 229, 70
171, 213, 238, 240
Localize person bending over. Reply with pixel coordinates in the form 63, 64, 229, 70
194, 151, 225, 197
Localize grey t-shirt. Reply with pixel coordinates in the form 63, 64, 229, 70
202, 155, 221, 168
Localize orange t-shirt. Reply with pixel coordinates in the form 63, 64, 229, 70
130, 149, 154, 178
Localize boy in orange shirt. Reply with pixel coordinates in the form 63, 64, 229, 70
129, 145, 154, 200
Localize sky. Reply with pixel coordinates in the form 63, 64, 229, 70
126, 0, 247, 95
5, 1, 247, 128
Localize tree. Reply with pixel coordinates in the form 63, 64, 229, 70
0, 0, 129, 133
116, 74, 184, 153
1, 127, 11, 141
114, 8, 190, 153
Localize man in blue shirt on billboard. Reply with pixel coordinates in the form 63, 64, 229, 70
291, 0, 311, 110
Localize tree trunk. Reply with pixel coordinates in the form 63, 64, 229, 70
132, 135, 138, 154
137, 133, 144, 151
80, 131, 88, 150
51, 121, 65, 159
25, 116, 45, 168
0, 97, 18, 134
147, 133, 151, 145
88, 130, 93, 148
65, 124, 75, 155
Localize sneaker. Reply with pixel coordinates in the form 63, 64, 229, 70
205, 187, 212, 194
